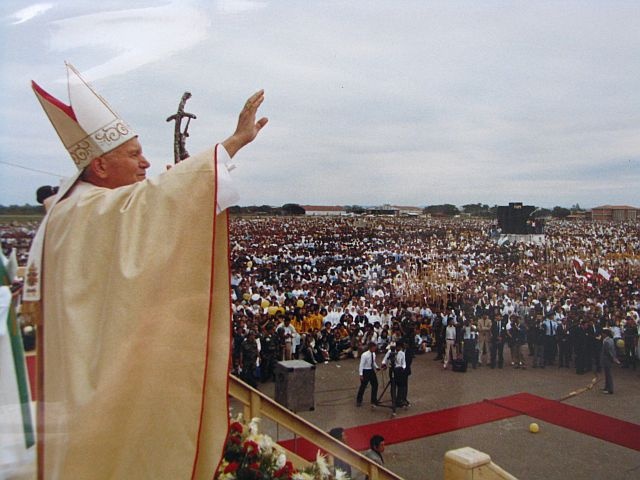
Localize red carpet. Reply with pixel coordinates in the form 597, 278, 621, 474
280, 399, 518, 460
489, 392, 640, 452
281, 393, 640, 460
25, 354, 640, 455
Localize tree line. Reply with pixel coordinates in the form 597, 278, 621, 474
0, 204, 45, 215
0, 202, 585, 218
420, 203, 583, 219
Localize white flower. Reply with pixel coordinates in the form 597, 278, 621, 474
256, 433, 274, 452
292, 473, 313, 480
276, 453, 287, 469
314, 452, 331, 478
335, 468, 348, 480
249, 417, 261, 435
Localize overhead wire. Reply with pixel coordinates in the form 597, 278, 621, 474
0, 159, 65, 178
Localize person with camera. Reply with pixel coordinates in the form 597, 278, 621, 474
382, 340, 408, 408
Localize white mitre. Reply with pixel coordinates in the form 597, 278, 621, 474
24, 63, 137, 301
32, 62, 137, 170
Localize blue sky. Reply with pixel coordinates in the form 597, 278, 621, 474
1, 0, 639, 208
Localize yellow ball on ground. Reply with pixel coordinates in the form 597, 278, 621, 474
529, 423, 539, 433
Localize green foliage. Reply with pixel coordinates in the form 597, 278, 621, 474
423, 204, 460, 216
0, 204, 44, 215
345, 205, 365, 214
551, 206, 571, 218
461, 203, 495, 218
281, 204, 305, 215
228, 205, 276, 215
532, 208, 552, 218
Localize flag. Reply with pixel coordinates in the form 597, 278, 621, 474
572, 257, 584, 270
597, 267, 611, 281
1, 252, 35, 475
573, 268, 587, 282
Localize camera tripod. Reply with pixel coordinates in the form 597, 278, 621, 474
376, 365, 401, 416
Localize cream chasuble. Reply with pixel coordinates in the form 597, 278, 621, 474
39, 146, 231, 479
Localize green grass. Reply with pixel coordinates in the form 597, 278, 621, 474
0, 214, 44, 224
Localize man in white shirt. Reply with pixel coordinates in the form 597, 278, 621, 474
356, 342, 380, 407
382, 340, 408, 407
276, 316, 297, 360
443, 322, 458, 369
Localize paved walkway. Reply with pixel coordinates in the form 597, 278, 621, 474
252, 350, 640, 480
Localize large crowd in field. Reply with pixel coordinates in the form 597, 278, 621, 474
226, 216, 639, 385
2, 215, 639, 385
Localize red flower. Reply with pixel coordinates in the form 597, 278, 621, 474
223, 462, 240, 474
274, 461, 295, 479
243, 440, 260, 456
230, 422, 244, 433
249, 462, 260, 470
229, 435, 242, 445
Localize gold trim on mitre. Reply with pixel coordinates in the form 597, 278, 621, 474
32, 62, 137, 170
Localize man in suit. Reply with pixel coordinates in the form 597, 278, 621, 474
556, 317, 572, 368
601, 328, 620, 394
490, 314, 507, 369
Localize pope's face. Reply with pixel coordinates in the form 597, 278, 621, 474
102, 138, 150, 188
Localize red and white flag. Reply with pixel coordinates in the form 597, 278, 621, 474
573, 268, 588, 282
597, 267, 611, 281
584, 267, 594, 280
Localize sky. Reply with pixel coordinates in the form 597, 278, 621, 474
1, 0, 639, 209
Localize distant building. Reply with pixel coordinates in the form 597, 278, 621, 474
302, 205, 346, 216
591, 205, 638, 222
567, 211, 590, 221
366, 205, 399, 216
392, 205, 423, 216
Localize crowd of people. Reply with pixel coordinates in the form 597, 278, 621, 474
227, 215, 640, 390
0, 222, 38, 266
2, 215, 639, 388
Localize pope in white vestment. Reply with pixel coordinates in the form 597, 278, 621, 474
25, 63, 267, 479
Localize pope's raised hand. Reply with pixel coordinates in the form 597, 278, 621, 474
222, 90, 268, 158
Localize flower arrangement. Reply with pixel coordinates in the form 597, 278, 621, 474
216, 414, 350, 480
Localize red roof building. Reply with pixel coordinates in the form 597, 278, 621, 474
302, 205, 346, 216
591, 205, 638, 222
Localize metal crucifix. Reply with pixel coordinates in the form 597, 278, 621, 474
166, 92, 197, 164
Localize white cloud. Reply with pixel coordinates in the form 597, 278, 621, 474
1, 0, 639, 208
8, 2, 52, 25
48, 2, 211, 82
216, 0, 266, 15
